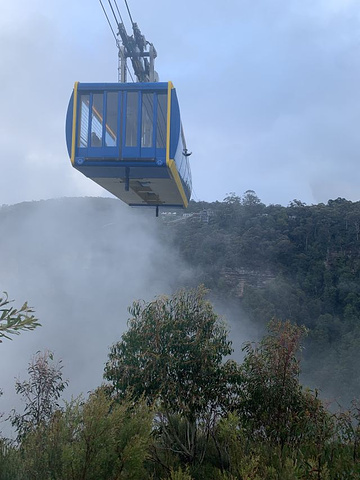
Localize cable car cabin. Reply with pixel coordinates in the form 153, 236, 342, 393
65, 81, 192, 212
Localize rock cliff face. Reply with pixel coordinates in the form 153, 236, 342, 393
220, 267, 276, 298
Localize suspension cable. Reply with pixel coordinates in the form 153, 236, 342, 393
123, 0, 134, 25
99, 0, 117, 41
113, 0, 125, 25
127, 66, 135, 82
107, 0, 119, 25
99, 0, 155, 83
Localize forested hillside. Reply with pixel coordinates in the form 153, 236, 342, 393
1, 196, 360, 478
162, 191, 360, 404
1, 195, 360, 404
1, 194, 359, 404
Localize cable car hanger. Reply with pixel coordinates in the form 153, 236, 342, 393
99, 0, 158, 83
65, 0, 192, 216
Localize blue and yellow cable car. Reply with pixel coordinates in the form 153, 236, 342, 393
65, 81, 192, 213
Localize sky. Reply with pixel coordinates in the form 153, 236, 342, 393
1, 0, 360, 207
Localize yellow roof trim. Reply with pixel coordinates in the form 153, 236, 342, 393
70, 81, 79, 165
168, 159, 189, 208
165, 81, 173, 167
165, 81, 188, 207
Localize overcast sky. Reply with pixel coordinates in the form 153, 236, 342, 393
1, 0, 360, 207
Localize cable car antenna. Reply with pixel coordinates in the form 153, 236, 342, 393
99, 0, 158, 83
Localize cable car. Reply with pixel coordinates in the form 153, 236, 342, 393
65, 81, 192, 213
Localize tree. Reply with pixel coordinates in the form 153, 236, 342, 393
241, 189, 262, 207
238, 320, 330, 453
58, 389, 152, 480
0, 293, 40, 342
223, 192, 241, 205
11, 350, 68, 441
5, 389, 153, 480
104, 286, 241, 466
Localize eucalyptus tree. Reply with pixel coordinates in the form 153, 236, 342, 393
0, 293, 40, 342
104, 286, 241, 466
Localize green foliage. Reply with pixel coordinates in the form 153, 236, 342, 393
59, 389, 152, 480
239, 320, 331, 450
165, 466, 194, 480
0, 438, 22, 480
336, 399, 360, 467
105, 286, 237, 420
2, 289, 360, 478
0, 278, 359, 479
0, 293, 40, 342
4, 195, 360, 477
10, 351, 68, 441
166, 194, 360, 402
2, 389, 152, 480
104, 286, 242, 469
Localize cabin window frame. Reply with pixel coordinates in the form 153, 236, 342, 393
141, 92, 154, 149
77, 94, 90, 148
104, 91, 119, 148
125, 91, 139, 148
90, 93, 104, 148
155, 92, 167, 150
74, 85, 169, 164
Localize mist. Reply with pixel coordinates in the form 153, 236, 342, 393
0, 197, 253, 436
0, 198, 191, 433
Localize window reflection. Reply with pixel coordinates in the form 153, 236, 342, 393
91, 94, 103, 147
125, 92, 138, 147
156, 93, 167, 149
78, 95, 89, 147
141, 93, 153, 148
105, 92, 118, 147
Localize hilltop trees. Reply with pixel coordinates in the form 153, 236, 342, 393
167, 194, 360, 402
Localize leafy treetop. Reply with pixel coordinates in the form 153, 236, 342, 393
104, 286, 239, 422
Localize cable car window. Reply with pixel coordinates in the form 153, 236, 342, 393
91, 93, 104, 147
156, 93, 167, 149
77, 95, 90, 148
125, 92, 138, 147
105, 92, 118, 147
141, 93, 153, 148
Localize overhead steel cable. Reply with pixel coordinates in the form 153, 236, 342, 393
99, 0, 157, 82
127, 66, 135, 82
107, 0, 120, 25
124, 0, 134, 25
99, 0, 117, 41
113, 0, 125, 25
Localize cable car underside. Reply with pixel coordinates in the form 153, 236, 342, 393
79, 165, 186, 208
